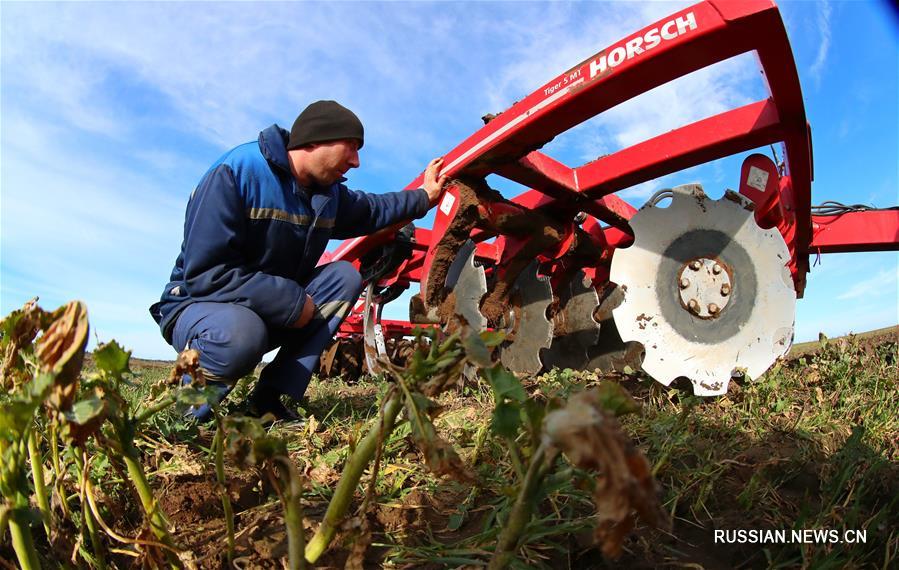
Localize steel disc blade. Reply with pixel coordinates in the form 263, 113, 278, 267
542, 271, 601, 371
362, 283, 387, 375
446, 240, 487, 331
610, 184, 796, 395
500, 261, 553, 375
585, 284, 644, 373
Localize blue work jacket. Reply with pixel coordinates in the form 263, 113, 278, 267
150, 124, 429, 343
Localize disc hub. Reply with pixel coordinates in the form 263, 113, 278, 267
677, 257, 732, 319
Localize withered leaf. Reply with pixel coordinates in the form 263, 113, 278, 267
342, 515, 372, 570
0, 298, 46, 389
543, 388, 668, 558
35, 301, 89, 412
222, 415, 288, 468
166, 348, 203, 386
461, 330, 493, 367
404, 393, 475, 484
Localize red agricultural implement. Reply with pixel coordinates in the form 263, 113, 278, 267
320, 0, 899, 395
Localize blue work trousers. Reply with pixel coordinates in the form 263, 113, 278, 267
170, 261, 362, 400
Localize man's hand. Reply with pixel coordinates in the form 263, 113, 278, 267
291, 294, 315, 328
422, 157, 448, 207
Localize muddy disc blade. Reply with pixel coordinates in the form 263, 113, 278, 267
446, 240, 487, 331
610, 184, 796, 395
585, 284, 644, 373
500, 261, 554, 375
542, 271, 601, 371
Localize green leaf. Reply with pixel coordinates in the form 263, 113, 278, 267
8, 505, 43, 526
254, 436, 288, 459
491, 401, 521, 439
461, 332, 492, 367
410, 392, 438, 415
26, 372, 56, 402
0, 310, 25, 339
176, 386, 214, 407
479, 330, 506, 348
521, 399, 545, 440
594, 381, 640, 417
0, 401, 38, 435
482, 364, 526, 403
434, 350, 463, 370
93, 341, 132, 379
65, 396, 105, 425
447, 512, 465, 531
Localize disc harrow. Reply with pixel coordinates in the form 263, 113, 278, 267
319, 0, 899, 393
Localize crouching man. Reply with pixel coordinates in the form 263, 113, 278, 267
150, 100, 446, 421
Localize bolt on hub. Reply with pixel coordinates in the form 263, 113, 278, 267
677, 257, 732, 319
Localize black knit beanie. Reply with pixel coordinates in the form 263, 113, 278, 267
287, 100, 364, 150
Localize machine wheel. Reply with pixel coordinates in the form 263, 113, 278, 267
542, 271, 601, 372
498, 261, 554, 375
610, 184, 796, 395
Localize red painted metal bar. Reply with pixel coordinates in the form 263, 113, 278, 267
332, 0, 784, 264
493, 151, 577, 200
750, 3, 813, 292
494, 152, 632, 231
810, 211, 899, 254
330, 0, 860, 344
574, 99, 783, 198
411, 227, 497, 259
337, 318, 432, 336
445, 1, 765, 177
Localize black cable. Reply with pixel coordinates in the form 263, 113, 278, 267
643, 192, 897, 214
644, 188, 674, 208
811, 200, 873, 215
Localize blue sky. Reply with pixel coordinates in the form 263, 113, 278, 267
2, 1, 896, 360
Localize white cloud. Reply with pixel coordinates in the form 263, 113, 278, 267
795, 298, 898, 343
469, 1, 766, 176
2, 1, 894, 360
1, 111, 186, 358
808, 0, 832, 86
618, 179, 664, 202
1, 114, 184, 250
836, 267, 898, 301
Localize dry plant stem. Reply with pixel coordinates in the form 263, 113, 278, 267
304, 391, 404, 563
116, 436, 180, 568
506, 439, 526, 480
83, 475, 181, 553
0, 553, 25, 570
134, 393, 179, 425
47, 424, 70, 519
73, 450, 107, 570
361, 392, 391, 513
394, 370, 428, 438
274, 457, 307, 570
212, 422, 235, 564
488, 443, 558, 570
8, 501, 41, 570
27, 431, 51, 536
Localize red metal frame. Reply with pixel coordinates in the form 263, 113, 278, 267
811, 211, 899, 254
327, 0, 897, 340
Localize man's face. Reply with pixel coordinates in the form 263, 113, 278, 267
306, 139, 360, 186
